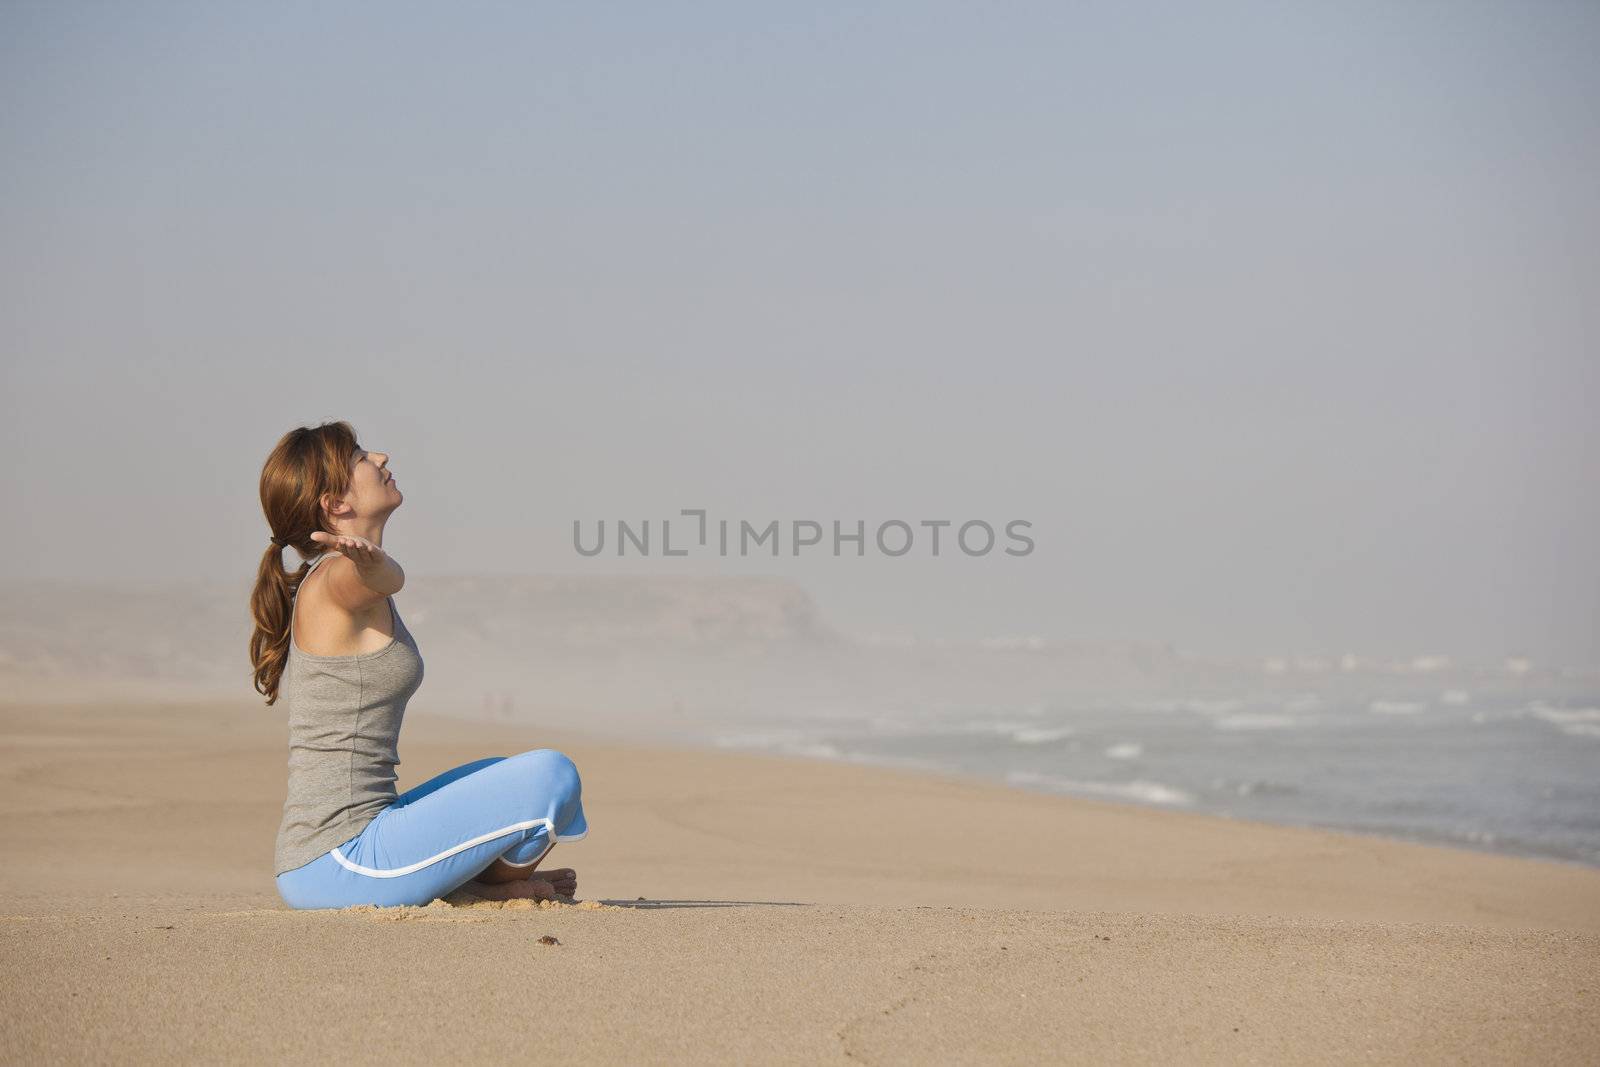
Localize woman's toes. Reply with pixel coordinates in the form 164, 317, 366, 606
542, 868, 577, 891
468, 877, 570, 902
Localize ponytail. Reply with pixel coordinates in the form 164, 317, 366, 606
249, 545, 311, 704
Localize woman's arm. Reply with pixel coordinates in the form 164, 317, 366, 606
308, 531, 405, 610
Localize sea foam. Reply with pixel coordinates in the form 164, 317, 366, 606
1214, 713, 1297, 731
1369, 700, 1426, 715
1010, 726, 1075, 745
1006, 770, 1194, 806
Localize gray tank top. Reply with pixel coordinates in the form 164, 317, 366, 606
273, 551, 425, 876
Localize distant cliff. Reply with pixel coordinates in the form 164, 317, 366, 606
0, 572, 835, 687
0, 573, 1577, 730
0, 572, 1184, 722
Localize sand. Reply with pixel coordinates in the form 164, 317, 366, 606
1, 698, 1596, 1063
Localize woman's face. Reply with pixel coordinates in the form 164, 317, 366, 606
342, 445, 403, 517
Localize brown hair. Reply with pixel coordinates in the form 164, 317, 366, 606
249, 421, 360, 705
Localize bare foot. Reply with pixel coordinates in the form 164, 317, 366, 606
471, 865, 576, 896
529, 867, 576, 897
465, 877, 562, 902
475, 857, 578, 896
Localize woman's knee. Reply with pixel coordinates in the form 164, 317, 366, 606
508, 748, 582, 796
498, 749, 585, 839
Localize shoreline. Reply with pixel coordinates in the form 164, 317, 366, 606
3, 695, 1597, 930
5, 683, 1595, 874
416, 700, 1600, 875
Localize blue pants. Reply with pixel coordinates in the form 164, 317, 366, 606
275, 749, 589, 910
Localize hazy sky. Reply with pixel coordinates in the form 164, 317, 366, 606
2, 1, 1596, 665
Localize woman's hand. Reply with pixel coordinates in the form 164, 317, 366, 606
308, 531, 405, 600
309, 531, 387, 571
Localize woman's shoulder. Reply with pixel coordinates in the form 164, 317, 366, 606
291, 555, 398, 658
307, 551, 399, 612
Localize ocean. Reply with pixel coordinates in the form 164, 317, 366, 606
705, 688, 1600, 868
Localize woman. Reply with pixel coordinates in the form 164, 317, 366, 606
250, 421, 588, 909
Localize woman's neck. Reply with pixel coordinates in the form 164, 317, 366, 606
335, 518, 386, 547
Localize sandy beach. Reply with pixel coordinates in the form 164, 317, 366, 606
2, 697, 1596, 1064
